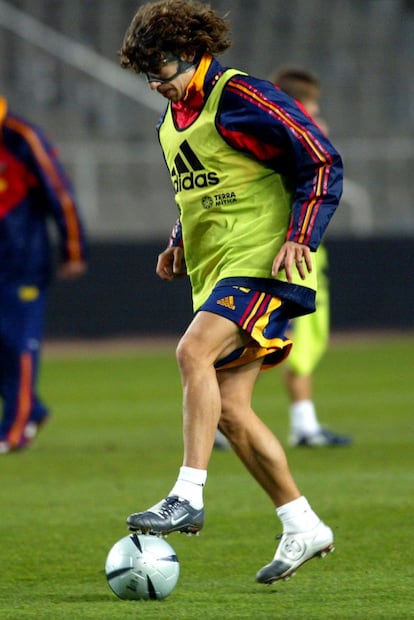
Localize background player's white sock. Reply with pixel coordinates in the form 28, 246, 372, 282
290, 400, 320, 435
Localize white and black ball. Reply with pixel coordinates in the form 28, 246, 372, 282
105, 533, 180, 600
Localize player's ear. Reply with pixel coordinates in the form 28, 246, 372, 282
181, 51, 196, 63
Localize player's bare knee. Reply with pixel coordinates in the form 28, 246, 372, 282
219, 398, 246, 437
176, 334, 207, 374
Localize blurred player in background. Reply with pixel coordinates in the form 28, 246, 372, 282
0, 96, 88, 454
273, 67, 352, 447
120, 0, 343, 584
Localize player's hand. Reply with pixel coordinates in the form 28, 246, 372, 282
58, 260, 87, 280
156, 246, 186, 281
272, 241, 312, 283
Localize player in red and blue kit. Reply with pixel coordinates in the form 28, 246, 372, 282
0, 96, 88, 454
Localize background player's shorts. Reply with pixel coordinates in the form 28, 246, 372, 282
199, 279, 293, 371
287, 245, 329, 375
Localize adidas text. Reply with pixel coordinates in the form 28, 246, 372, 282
173, 171, 219, 192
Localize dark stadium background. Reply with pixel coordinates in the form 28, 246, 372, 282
1, 0, 413, 337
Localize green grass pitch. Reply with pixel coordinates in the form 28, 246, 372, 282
0, 334, 412, 619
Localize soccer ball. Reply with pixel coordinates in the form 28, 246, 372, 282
105, 533, 180, 600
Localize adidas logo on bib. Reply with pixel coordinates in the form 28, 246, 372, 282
171, 140, 220, 192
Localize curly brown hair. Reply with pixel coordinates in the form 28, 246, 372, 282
120, 0, 231, 74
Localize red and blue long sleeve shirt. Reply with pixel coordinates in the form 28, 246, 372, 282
0, 97, 87, 287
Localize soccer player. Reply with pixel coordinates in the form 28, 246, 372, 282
0, 96, 88, 454
272, 67, 352, 447
120, 0, 343, 584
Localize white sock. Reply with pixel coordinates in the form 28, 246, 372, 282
277, 496, 321, 534
169, 466, 207, 509
290, 400, 320, 435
